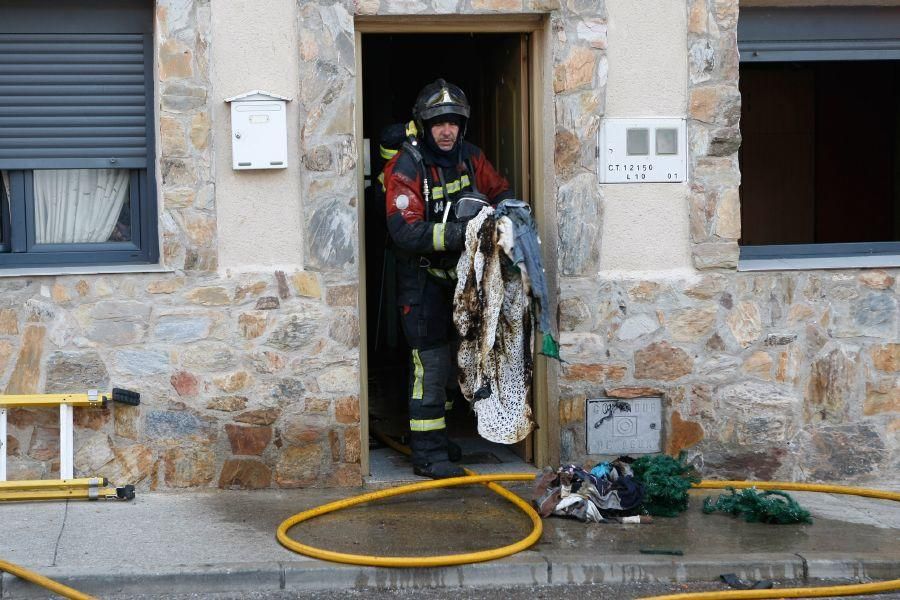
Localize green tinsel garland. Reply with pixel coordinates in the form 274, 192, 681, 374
631, 453, 701, 517
702, 488, 813, 524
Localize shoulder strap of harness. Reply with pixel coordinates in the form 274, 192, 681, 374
401, 139, 423, 166
465, 158, 479, 194
401, 140, 431, 217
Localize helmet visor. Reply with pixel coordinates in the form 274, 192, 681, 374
418, 85, 470, 122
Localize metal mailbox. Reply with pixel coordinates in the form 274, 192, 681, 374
225, 90, 291, 170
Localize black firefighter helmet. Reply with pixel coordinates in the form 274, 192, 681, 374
412, 79, 471, 138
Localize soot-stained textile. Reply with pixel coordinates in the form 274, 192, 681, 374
453, 207, 534, 444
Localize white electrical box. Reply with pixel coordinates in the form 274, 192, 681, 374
599, 118, 687, 183
225, 90, 291, 170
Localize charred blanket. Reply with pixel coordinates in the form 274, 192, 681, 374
453, 207, 534, 444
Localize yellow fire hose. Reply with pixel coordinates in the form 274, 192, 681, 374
2, 428, 897, 599
0, 560, 96, 600
637, 481, 900, 599
276, 428, 900, 599
277, 470, 542, 568
277, 427, 544, 567
694, 479, 900, 502
641, 579, 900, 600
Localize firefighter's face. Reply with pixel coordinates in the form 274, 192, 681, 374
430, 121, 459, 151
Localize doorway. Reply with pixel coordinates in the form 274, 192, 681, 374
358, 30, 538, 482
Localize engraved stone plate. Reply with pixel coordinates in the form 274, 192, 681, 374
586, 397, 662, 455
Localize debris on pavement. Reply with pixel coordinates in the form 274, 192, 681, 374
630, 453, 701, 517
702, 488, 813, 524
532, 460, 644, 523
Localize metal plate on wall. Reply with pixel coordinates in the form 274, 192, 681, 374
598, 118, 687, 183
586, 397, 662, 455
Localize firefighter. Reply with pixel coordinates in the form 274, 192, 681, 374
383, 79, 515, 479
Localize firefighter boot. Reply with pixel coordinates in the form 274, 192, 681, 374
414, 460, 465, 479
447, 439, 462, 462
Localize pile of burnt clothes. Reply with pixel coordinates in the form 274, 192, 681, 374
533, 459, 644, 523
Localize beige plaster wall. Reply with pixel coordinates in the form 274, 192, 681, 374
599, 184, 694, 272
605, 0, 687, 117
599, 0, 693, 272
210, 0, 303, 272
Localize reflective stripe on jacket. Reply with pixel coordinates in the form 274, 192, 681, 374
383, 141, 513, 256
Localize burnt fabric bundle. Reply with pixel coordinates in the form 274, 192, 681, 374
453, 207, 534, 444
630, 453, 700, 517
453, 201, 561, 445
702, 488, 813, 524
532, 461, 644, 523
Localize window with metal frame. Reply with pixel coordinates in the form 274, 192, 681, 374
737, 7, 900, 269
0, 0, 157, 268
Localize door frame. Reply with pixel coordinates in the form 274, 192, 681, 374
354, 14, 558, 476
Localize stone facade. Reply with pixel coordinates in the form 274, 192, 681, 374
556, 0, 898, 484
1, 271, 361, 488
687, 0, 742, 269
2, 0, 362, 490
2, 1, 897, 489
559, 270, 899, 482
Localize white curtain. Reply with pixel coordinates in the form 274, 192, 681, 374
1, 171, 9, 246
1, 171, 9, 204
34, 169, 129, 244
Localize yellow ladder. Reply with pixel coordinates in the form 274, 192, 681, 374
0, 388, 140, 502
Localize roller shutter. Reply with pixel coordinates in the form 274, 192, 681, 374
739, 7, 900, 63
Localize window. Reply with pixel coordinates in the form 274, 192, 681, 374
737, 8, 900, 267
0, 1, 157, 268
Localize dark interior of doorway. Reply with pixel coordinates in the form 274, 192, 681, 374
361, 33, 534, 481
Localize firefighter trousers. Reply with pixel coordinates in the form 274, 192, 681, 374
400, 276, 456, 467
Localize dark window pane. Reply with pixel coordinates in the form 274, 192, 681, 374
108, 192, 132, 242
739, 61, 900, 246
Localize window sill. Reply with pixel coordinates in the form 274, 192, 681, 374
0, 263, 174, 278
739, 255, 900, 272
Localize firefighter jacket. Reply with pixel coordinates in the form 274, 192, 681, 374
384, 140, 514, 305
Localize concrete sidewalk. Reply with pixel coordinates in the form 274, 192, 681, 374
1, 483, 899, 598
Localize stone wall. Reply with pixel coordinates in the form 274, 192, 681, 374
558, 0, 900, 484
157, 0, 217, 272
687, 0, 742, 269
558, 270, 899, 482
1, 0, 362, 490
1, 0, 595, 491
0, 271, 362, 488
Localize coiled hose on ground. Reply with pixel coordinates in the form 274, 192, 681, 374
276, 427, 900, 599
2, 436, 898, 600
